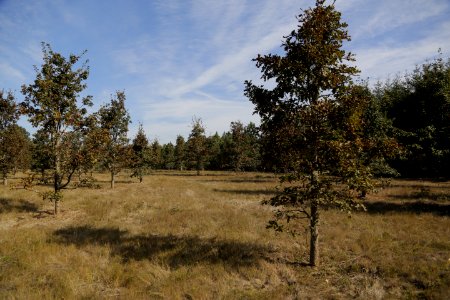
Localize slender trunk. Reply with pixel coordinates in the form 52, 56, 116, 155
54, 196, 59, 215
111, 169, 115, 189
309, 199, 319, 266
139, 176, 143, 183
309, 169, 320, 266
3, 176, 7, 186
196, 160, 201, 176
54, 140, 61, 215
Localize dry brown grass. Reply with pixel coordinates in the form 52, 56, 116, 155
1, 171, 449, 299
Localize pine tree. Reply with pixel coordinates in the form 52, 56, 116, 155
130, 124, 150, 182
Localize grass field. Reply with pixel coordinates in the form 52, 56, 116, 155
0, 171, 449, 299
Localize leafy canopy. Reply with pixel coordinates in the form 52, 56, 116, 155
245, 0, 396, 266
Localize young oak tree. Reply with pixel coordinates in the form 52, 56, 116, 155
98, 91, 131, 189
245, 0, 396, 266
21, 43, 93, 214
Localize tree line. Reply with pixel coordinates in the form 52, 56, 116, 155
0, 50, 450, 184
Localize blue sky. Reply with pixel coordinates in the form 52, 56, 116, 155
1, 0, 449, 143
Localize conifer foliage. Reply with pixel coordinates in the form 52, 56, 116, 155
186, 117, 208, 175
131, 124, 151, 182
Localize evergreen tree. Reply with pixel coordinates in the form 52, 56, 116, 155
186, 117, 207, 175
130, 124, 150, 182
161, 142, 175, 170
206, 132, 223, 170
174, 135, 186, 171
150, 139, 162, 169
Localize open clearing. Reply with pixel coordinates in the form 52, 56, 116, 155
1, 171, 449, 299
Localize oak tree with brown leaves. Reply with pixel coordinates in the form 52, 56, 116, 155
21, 43, 93, 214
98, 91, 131, 189
245, 0, 396, 266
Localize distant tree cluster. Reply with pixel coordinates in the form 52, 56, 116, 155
0, 90, 31, 185
125, 117, 262, 176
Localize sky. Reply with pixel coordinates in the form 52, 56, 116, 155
1, 0, 449, 144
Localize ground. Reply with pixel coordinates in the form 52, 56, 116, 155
0, 171, 449, 299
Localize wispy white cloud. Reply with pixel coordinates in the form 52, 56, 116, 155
168, 23, 293, 98
0, 62, 26, 81
355, 20, 450, 81
344, 0, 447, 39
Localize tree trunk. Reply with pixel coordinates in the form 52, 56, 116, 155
309, 169, 320, 267
309, 199, 319, 267
3, 176, 7, 186
111, 170, 115, 189
54, 198, 58, 215
54, 142, 61, 215
139, 176, 143, 183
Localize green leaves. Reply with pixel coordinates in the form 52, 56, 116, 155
98, 91, 131, 186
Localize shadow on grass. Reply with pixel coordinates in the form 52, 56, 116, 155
202, 178, 276, 183
154, 172, 234, 177
52, 226, 275, 269
364, 201, 450, 216
213, 188, 276, 195
389, 191, 449, 202
95, 180, 134, 184
0, 198, 39, 214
